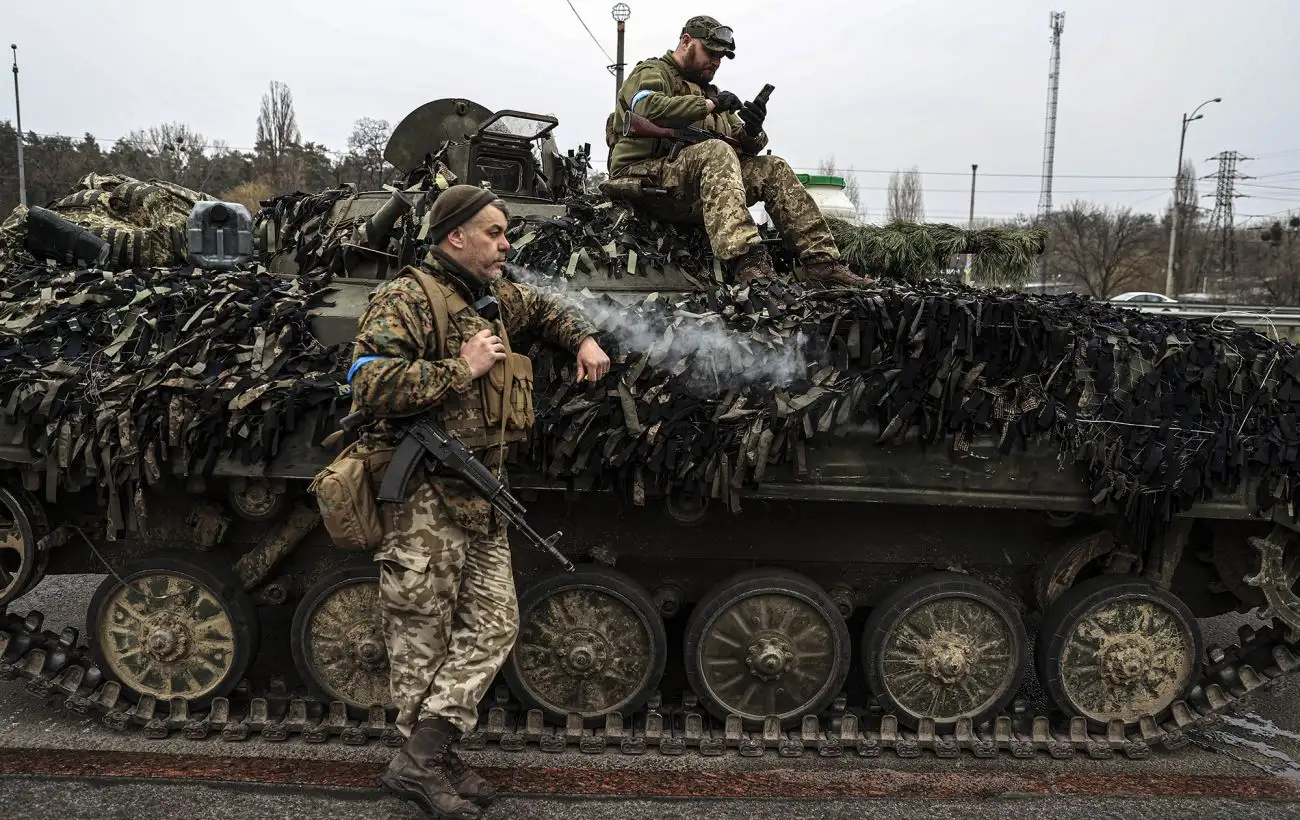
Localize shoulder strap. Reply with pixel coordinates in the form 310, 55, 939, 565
400, 267, 454, 359
655, 56, 686, 96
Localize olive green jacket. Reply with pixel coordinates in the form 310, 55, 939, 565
607, 52, 769, 177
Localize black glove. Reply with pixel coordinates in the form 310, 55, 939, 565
738, 99, 766, 136
709, 90, 743, 114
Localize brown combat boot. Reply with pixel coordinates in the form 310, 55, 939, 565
443, 744, 499, 807
728, 244, 777, 284
379, 717, 482, 819
800, 259, 872, 287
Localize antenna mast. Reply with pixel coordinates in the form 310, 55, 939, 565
1037, 11, 1064, 291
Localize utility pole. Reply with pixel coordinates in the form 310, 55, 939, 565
1036, 11, 1064, 293
611, 4, 631, 98
1163, 97, 1220, 297
11, 44, 26, 208
965, 163, 977, 283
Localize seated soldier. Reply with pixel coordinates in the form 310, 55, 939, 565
607, 15, 870, 287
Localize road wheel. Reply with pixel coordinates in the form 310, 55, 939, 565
0, 487, 47, 608
1037, 575, 1202, 730
863, 571, 1028, 730
291, 563, 393, 720
684, 568, 850, 729
88, 551, 259, 708
504, 565, 667, 728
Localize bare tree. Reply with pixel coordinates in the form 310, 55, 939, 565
1237, 214, 1300, 305
887, 166, 925, 222
817, 156, 861, 213
256, 81, 302, 188
1048, 201, 1159, 299
344, 117, 392, 188
115, 123, 220, 190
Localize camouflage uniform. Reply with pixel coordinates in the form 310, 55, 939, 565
348, 250, 597, 738
608, 50, 860, 283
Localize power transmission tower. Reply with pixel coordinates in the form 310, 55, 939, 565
1194, 150, 1251, 292
1036, 11, 1065, 291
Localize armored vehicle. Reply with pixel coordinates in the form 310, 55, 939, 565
3, 98, 1300, 762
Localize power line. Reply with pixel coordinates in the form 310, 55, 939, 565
1239, 183, 1300, 192
1249, 147, 1300, 160
588, 155, 1183, 179
563, 0, 615, 64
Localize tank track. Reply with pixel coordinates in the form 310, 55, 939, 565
4, 609, 1299, 761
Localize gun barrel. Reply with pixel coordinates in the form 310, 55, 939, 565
361, 190, 413, 250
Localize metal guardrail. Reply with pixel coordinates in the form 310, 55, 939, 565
1116, 302, 1300, 340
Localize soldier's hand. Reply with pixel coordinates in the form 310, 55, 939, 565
738, 100, 766, 136
711, 90, 743, 113
574, 337, 610, 384
460, 328, 507, 379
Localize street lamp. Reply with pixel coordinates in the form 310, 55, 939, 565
1164, 96, 1221, 297
611, 4, 630, 98
11, 44, 26, 208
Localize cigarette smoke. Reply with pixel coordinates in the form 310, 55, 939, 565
505, 263, 808, 394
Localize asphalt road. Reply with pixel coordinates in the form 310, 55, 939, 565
4, 777, 1300, 820
5, 574, 1300, 818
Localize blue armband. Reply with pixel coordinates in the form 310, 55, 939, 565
630, 90, 654, 112
347, 355, 385, 384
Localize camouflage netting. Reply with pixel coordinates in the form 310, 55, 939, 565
2, 179, 1298, 550
502, 193, 1048, 287
519, 272, 1300, 546
503, 194, 722, 286
1, 173, 212, 270
254, 186, 371, 275
0, 263, 345, 533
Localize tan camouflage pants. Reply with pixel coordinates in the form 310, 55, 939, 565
376, 477, 519, 737
623, 141, 841, 264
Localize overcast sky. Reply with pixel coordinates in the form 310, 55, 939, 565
6, 0, 1299, 223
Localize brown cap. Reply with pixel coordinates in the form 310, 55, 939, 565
428, 184, 500, 243
682, 15, 734, 58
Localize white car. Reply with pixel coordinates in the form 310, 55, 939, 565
1108, 291, 1178, 304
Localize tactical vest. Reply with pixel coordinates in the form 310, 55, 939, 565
401, 267, 534, 451
605, 55, 688, 164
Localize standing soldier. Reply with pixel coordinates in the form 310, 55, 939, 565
607, 15, 870, 287
346, 184, 611, 819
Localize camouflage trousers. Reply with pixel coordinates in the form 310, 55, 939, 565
376, 476, 519, 737
621, 141, 841, 264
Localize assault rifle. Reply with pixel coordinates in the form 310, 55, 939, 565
621, 83, 774, 160
339, 412, 575, 572
622, 112, 740, 161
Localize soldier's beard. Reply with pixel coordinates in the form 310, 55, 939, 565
683, 65, 715, 83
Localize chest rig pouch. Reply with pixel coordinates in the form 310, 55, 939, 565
404, 270, 535, 444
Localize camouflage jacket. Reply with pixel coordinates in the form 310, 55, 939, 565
608, 51, 769, 177
346, 250, 597, 534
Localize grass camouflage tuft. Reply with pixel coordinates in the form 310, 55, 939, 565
827, 217, 1048, 285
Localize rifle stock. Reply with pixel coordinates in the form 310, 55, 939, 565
622, 111, 740, 160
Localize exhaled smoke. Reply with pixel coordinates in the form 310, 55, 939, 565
506, 263, 807, 391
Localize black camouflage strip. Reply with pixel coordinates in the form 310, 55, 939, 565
0, 177, 1296, 553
